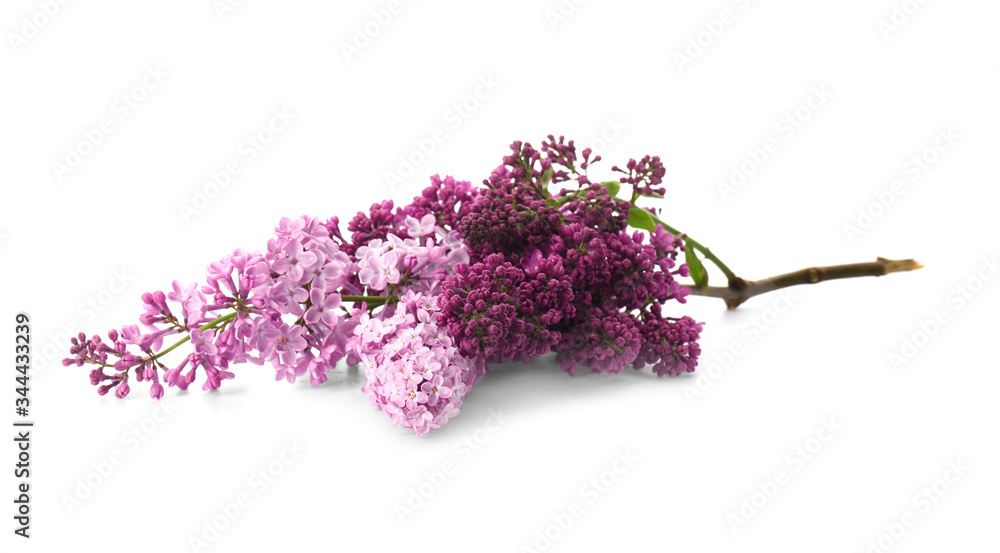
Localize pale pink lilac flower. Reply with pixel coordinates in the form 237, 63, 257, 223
358, 249, 400, 291
353, 291, 485, 436
405, 213, 436, 237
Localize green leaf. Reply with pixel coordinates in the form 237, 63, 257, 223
540, 167, 554, 188
646, 191, 665, 199
600, 181, 621, 198
685, 238, 709, 290
627, 206, 656, 232
554, 192, 579, 205
546, 198, 560, 208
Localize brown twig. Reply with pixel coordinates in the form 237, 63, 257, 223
682, 257, 923, 309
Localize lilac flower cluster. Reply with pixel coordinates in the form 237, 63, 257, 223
442, 137, 702, 378
557, 308, 642, 376
633, 310, 703, 377
353, 291, 486, 436
613, 154, 667, 199
438, 252, 575, 364
457, 168, 563, 260
68, 136, 705, 436
65, 216, 359, 398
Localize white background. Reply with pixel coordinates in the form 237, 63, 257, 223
2, 1, 998, 551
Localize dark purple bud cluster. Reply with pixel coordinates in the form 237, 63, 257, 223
406, 174, 480, 230
441, 137, 703, 377
457, 167, 563, 261
633, 309, 703, 377
613, 154, 667, 198
556, 308, 643, 376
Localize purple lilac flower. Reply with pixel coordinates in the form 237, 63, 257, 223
304, 287, 342, 327
66, 215, 364, 397
438, 254, 527, 362
189, 329, 217, 356
259, 323, 308, 367
457, 148, 563, 261
271, 240, 319, 282
633, 311, 703, 377
557, 309, 643, 376
612, 155, 667, 198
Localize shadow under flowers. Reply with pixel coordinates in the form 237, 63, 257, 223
424, 353, 696, 438
292, 353, 695, 438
